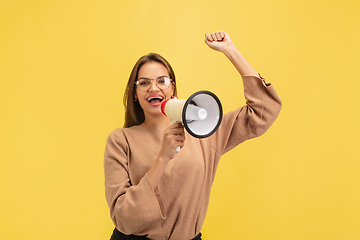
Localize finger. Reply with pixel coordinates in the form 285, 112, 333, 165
169, 137, 185, 149
215, 31, 222, 41
173, 122, 184, 128
174, 134, 186, 142
206, 33, 214, 42
219, 31, 226, 39
176, 140, 185, 149
166, 127, 185, 138
211, 32, 221, 41
210, 32, 217, 41
173, 123, 185, 133
205, 34, 209, 41
167, 123, 183, 131
178, 142, 185, 149
204, 37, 210, 46
168, 123, 184, 131
178, 127, 186, 136
171, 130, 186, 138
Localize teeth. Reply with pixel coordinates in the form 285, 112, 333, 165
147, 96, 164, 101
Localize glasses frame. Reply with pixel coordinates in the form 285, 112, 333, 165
135, 76, 173, 92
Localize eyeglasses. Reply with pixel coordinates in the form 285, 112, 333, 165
135, 76, 173, 92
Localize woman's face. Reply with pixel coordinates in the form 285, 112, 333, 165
135, 61, 174, 120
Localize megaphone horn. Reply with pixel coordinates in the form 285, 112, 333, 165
161, 91, 223, 139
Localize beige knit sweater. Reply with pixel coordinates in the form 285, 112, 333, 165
104, 75, 282, 240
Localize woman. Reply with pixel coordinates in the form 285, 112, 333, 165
104, 31, 282, 240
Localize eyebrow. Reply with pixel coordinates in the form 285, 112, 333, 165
137, 75, 169, 80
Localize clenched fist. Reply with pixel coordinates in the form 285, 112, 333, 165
205, 31, 233, 53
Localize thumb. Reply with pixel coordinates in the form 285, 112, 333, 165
204, 34, 210, 45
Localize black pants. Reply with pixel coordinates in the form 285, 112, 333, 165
110, 228, 202, 240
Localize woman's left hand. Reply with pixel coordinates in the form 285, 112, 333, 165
205, 31, 233, 53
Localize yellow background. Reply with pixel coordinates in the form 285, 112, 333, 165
1, 0, 359, 239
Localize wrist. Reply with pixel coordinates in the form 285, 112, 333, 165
222, 43, 239, 58
157, 155, 170, 165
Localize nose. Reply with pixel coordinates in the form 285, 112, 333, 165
148, 79, 160, 91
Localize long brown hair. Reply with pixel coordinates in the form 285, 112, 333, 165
123, 53, 177, 128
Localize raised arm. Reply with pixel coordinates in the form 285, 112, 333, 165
205, 31, 258, 77
205, 31, 282, 155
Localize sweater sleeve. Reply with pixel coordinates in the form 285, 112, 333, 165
208, 74, 282, 155
104, 129, 166, 234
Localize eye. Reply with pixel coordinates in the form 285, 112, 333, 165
138, 79, 150, 86
157, 77, 169, 85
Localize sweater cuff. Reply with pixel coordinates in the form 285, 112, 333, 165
145, 173, 167, 220
258, 73, 271, 87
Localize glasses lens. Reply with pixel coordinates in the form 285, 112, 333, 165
137, 79, 151, 91
156, 77, 170, 90
136, 77, 171, 91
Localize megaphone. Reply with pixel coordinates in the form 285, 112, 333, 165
161, 91, 223, 139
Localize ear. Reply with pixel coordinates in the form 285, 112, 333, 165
171, 85, 175, 96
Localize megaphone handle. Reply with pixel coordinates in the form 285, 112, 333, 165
171, 119, 181, 153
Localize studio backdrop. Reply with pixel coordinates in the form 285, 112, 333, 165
1, 1, 359, 239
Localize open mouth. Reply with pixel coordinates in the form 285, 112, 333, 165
147, 96, 164, 104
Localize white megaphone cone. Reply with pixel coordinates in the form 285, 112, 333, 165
161, 91, 223, 139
